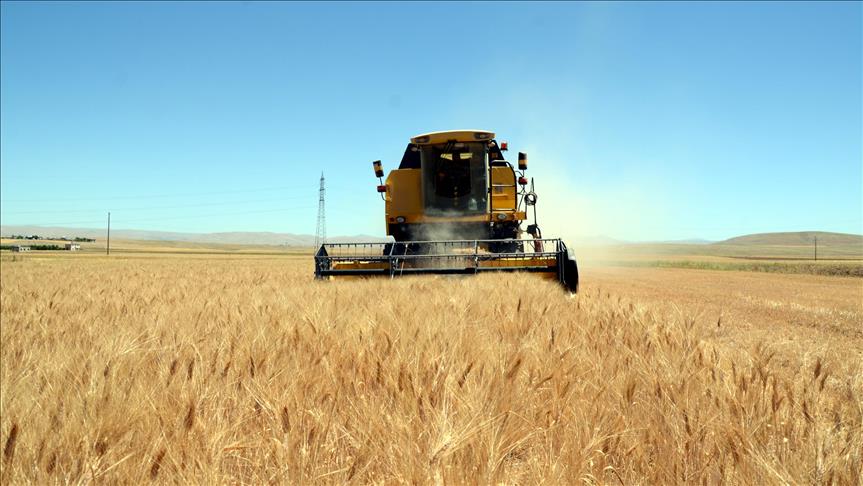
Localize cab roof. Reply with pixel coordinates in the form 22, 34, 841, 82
410, 130, 495, 145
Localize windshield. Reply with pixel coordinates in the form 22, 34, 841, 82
420, 142, 487, 214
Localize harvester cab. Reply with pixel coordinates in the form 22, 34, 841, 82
314, 130, 578, 292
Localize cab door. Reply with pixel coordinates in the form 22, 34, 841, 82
489, 161, 517, 212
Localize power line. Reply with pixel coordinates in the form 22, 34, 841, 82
117, 206, 318, 224
0, 182, 360, 204
3, 205, 317, 227
0, 218, 107, 226
1, 195, 313, 215
0, 185, 301, 203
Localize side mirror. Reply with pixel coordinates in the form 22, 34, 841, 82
373, 160, 384, 178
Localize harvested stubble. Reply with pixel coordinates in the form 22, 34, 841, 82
0, 257, 860, 484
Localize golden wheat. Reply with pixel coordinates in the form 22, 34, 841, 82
0, 256, 860, 484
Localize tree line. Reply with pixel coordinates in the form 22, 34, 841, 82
0, 244, 65, 251
3, 235, 96, 242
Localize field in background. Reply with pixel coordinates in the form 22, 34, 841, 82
0, 238, 308, 257
1, 251, 860, 483
5, 233, 862, 268
577, 240, 863, 277
4, 229, 862, 263
1, 239, 78, 246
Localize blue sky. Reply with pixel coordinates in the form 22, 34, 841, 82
1, 1, 860, 241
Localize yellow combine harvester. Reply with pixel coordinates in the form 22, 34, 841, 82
314, 130, 579, 292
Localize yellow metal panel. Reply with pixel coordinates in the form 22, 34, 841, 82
332, 261, 389, 271
477, 257, 556, 269
403, 213, 528, 224
330, 257, 555, 273
417, 214, 488, 223
393, 212, 526, 224
490, 166, 517, 212
386, 169, 423, 213
410, 130, 495, 145
385, 169, 423, 221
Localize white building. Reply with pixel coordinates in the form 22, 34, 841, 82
65, 242, 81, 251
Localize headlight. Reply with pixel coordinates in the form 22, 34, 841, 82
496, 213, 507, 221
396, 216, 406, 223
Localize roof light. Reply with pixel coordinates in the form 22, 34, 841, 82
518, 176, 528, 185
377, 185, 387, 193
500, 141, 508, 151
474, 132, 491, 140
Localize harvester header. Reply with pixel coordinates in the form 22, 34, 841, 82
314, 130, 578, 292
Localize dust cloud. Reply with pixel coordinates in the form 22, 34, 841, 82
511, 145, 673, 264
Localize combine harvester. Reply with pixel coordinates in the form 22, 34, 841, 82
314, 130, 578, 292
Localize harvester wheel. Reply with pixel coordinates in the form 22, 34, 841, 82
562, 249, 579, 293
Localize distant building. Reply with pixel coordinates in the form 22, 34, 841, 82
65, 242, 81, 251
12, 245, 30, 252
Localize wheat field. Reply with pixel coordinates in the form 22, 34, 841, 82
1, 255, 861, 484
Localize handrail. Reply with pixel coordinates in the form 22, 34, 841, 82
313, 238, 577, 292
319, 238, 561, 246
323, 252, 559, 260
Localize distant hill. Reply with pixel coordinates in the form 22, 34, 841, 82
717, 231, 863, 247
0, 225, 387, 246
4, 226, 861, 252
570, 235, 627, 246
654, 238, 715, 245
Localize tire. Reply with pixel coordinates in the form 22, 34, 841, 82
562, 249, 579, 293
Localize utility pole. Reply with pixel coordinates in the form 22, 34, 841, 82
315, 173, 326, 249
107, 212, 111, 255
814, 235, 817, 261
